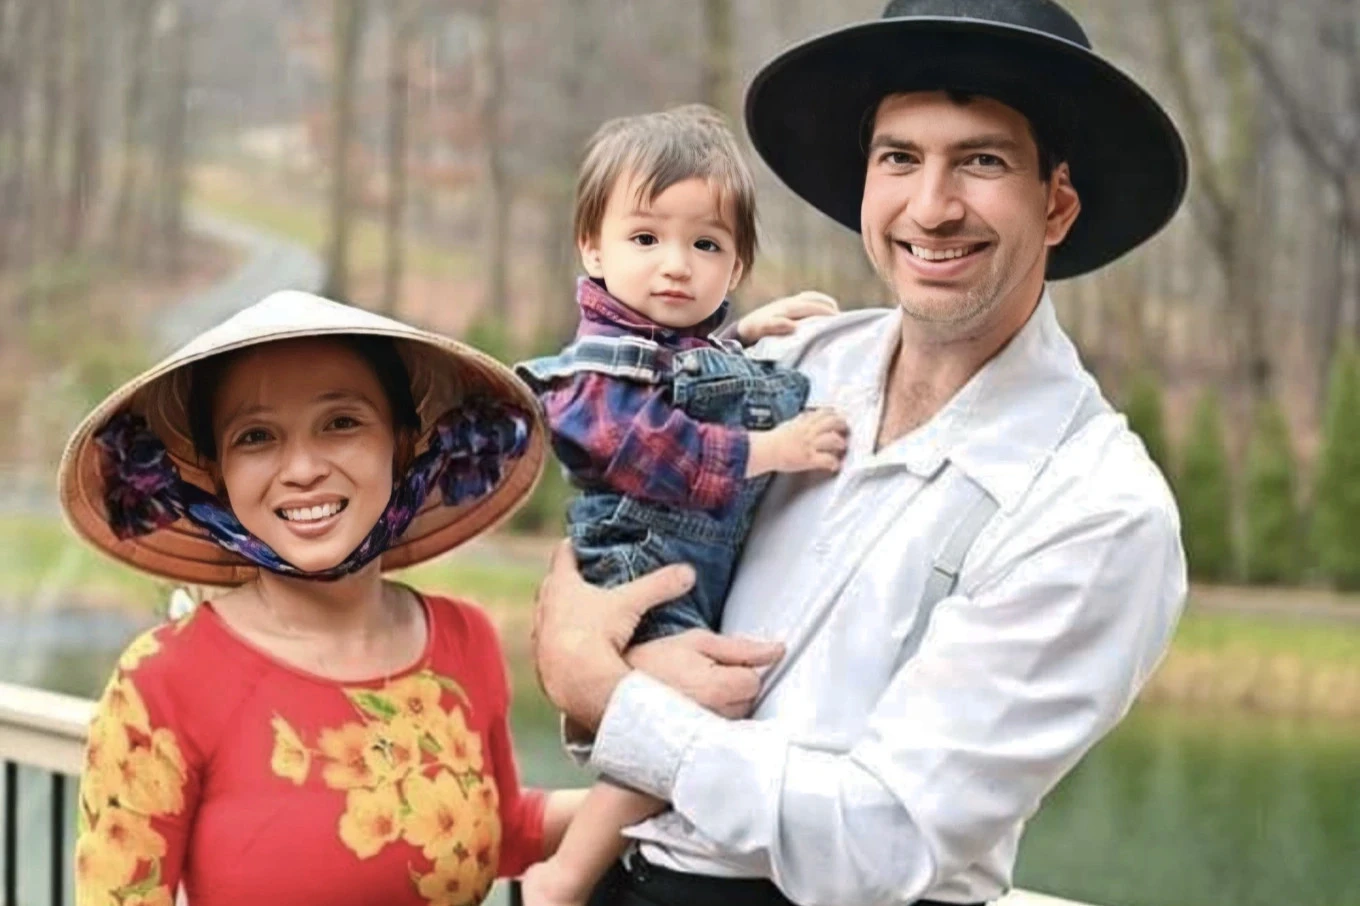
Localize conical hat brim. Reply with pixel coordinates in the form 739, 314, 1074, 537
57, 291, 545, 586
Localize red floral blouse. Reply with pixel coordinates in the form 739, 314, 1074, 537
74, 594, 546, 906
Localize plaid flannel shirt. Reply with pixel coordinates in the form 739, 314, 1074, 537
534, 278, 750, 511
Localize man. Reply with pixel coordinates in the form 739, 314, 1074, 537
531, 2, 1190, 904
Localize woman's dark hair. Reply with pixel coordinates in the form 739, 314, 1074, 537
187, 335, 422, 462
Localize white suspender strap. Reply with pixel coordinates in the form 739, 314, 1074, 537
902, 390, 1106, 662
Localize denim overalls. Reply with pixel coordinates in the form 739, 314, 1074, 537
519, 336, 809, 645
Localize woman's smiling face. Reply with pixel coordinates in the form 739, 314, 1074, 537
210, 338, 398, 572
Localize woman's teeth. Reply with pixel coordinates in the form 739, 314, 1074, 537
908, 244, 980, 261
279, 501, 346, 522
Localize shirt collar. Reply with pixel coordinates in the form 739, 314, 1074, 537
862, 290, 1095, 512
576, 276, 730, 340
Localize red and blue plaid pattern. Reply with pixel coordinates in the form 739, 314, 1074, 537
534, 279, 749, 510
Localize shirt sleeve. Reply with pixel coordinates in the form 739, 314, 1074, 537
538, 372, 749, 510
587, 498, 1187, 906
75, 631, 202, 905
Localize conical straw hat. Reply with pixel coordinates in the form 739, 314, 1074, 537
58, 290, 545, 586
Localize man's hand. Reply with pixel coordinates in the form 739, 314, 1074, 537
531, 541, 697, 731
625, 629, 784, 718
736, 290, 839, 346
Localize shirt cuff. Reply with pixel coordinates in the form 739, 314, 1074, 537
587, 671, 716, 800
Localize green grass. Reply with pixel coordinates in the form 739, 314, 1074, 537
1172, 607, 1360, 665
0, 514, 544, 614
395, 555, 543, 611
0, 514, 166, 605
189, 169, 476, 281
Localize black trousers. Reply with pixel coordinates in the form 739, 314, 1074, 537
583, 852, 983, 906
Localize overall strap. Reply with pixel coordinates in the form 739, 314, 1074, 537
900, 390, 1107, 663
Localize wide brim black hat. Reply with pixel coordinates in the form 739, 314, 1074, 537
745, 0, 1188, 280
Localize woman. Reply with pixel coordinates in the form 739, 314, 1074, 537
60, 290, 583, 906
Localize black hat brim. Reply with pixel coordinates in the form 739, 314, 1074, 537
745, 18, 1188, 280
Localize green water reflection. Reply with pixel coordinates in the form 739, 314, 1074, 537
1014, 706, 1359, 906
509, 704, 1359, 906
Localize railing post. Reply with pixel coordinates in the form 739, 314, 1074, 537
52, 773, 66, 906
4, 761, 16, 906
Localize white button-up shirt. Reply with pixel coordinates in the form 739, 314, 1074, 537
584, 292, 1187, 906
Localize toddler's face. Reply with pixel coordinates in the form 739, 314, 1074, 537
580, 173, 743, 329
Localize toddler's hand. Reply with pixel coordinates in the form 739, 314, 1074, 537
747, 408, 849, 476
736, 291, 839, 345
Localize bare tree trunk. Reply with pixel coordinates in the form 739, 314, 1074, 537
700, 0, 735, 118
64, 0, 103, 254
323, 0, 368, 302
381, 2, 419, 315
33, 0, 67, 267
477, 0, 510, 325
107, 0, 157, 262
1316, 199, 1348, 402
157, 0, 190, 276
0, 0, 40, 272
1240, 0, 1360, 389
411, 36, 437, 235
1154, 0, 1272, 406
537, 0, 594, 349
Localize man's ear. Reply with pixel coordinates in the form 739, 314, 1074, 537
1044, 162, 1081, 250
578, 236, 605, 279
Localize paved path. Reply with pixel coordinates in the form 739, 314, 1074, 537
153, 209, 324, 352
1190, 582, 1360, 623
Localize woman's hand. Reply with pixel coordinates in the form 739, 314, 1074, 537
735, 290, 839, 345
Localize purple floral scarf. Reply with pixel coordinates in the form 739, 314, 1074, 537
94, 400, 531, 580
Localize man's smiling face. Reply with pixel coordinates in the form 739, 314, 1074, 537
860, 91, 1080, 331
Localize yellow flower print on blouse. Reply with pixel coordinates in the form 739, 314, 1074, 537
415, 849, 495, 906
269, 715, 311, 785
101, 676, 150, 736
338, 783, 405, 859
427, 706, 484, 775
115, 728, 188, 817
369, 716, 424, 783
116, 631, 161, 673
401, 771, 473, 859
123, 890, 174, 906
317, 721, 385, 790
76, 666, 188, 906
267, 669, 501, 905
386, 673, 445, 729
